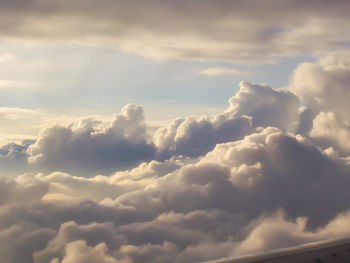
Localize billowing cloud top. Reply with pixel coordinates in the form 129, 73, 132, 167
1, 53, 350, 262
26, 104, 156, 176
2, 0, 350, 62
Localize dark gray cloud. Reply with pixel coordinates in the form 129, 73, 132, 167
1, 0, 350, 62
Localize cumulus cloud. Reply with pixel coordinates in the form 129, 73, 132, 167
290, 53, 350, 156
290, 53, 350, 124
1, 1, 350, 62
226, 82, 299, 131
310, 112, 350, 156
154, 115, 252, 159
33, 221, 124, 263
154, 81, 299, 159
50, 240, 120, 263
1, 54, 350, 262
26, 104, 156, 176
233, 210, 350, 256
5, 80, 298, 177
0, 125, 350, 263
0, 140, 33, 177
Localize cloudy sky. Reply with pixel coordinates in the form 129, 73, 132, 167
1, 1, 350, 262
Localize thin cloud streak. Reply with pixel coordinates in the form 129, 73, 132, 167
198, 67, 254, 76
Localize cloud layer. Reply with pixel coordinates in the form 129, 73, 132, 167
2, 1, 350, 62
1, 53, 350, 262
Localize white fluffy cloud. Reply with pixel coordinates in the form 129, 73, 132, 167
290, 53, 350, 124
290, 53, 350, 156
310, 112, 350, 156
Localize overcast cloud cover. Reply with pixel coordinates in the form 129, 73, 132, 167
1, 0, 350, 62
1, 1, 350, 263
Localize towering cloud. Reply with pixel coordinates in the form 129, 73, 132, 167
290, 53, 350, 124
290, 53, 350, 155
154, 81, 299, 159
226, 81, 299, 131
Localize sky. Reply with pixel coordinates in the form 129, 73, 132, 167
1, 1, 350, 263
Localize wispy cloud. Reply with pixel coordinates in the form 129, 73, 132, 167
0, 79, 45, 90
0, 53, 17, 63
198, 67, 254, 76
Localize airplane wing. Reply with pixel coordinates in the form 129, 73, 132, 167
205, 236, 350, 263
